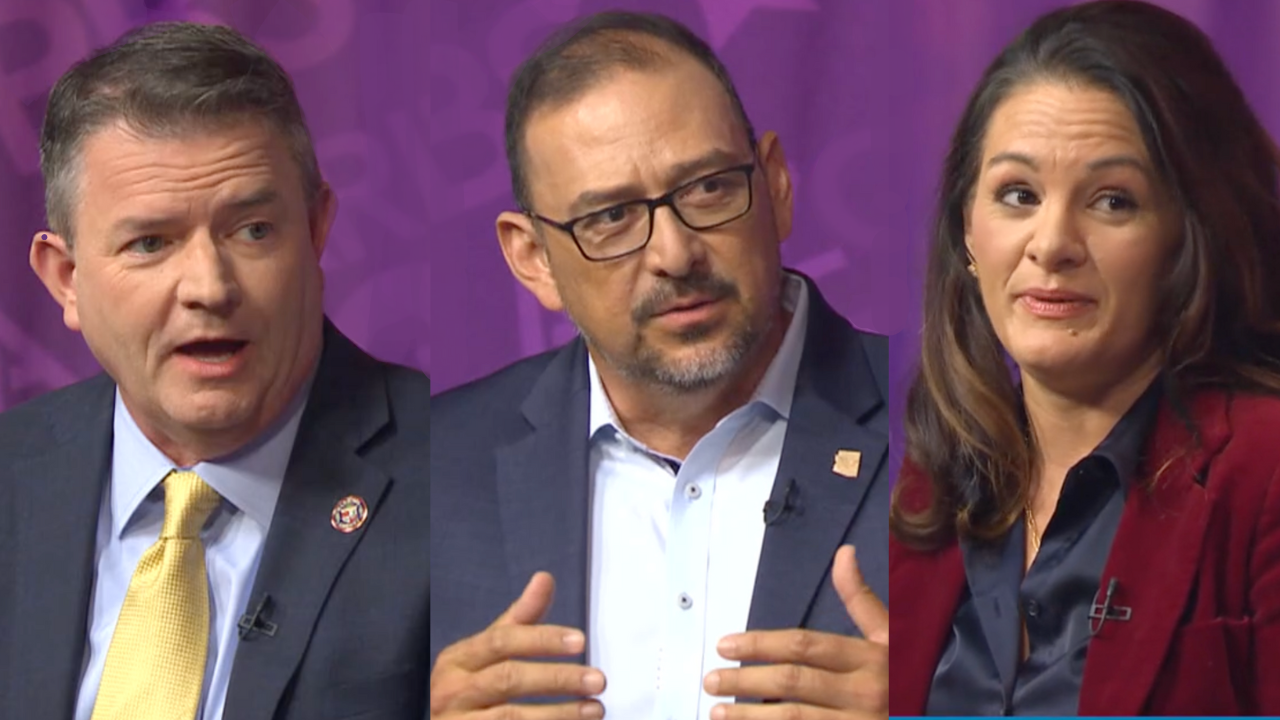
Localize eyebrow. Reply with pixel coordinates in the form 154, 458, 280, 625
1085, 155, 1151, 175
986, 152, 1038, 171
986, 152, 1152, 176
110, 213, 184, 239
220, 188, 280, 215
110, 188, 281, 237
565, 147, 750, 218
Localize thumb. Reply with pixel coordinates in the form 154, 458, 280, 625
492, 571, 557, 627
832, 545, 888, 645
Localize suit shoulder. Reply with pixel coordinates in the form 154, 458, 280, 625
0, 374, 112, 450
852, 327, 888, 362
380, 360, 432, 398
849, 325, 889, 346
377, 360, 431, 431
432, 348, 561, 423
1221, 392, 1280, 461
1225, 391, 1280, 420
841, 325, 889, 401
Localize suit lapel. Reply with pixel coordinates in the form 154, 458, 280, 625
1079, 392, 1224, 715
495, 341, 592, 651
747, 286, 888, 632
4, 376, 114, 718
223, 325, 393, 718
746, 394, 885, 631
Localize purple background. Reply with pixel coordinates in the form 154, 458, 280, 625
0, 0, 430, 411
5, 0, 1280, 429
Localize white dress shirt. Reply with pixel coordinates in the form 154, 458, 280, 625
587, 272, 810, 720
73, 385, 309, 720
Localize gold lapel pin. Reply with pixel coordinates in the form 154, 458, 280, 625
331, 495, 369, 533
832, 450, 861, 478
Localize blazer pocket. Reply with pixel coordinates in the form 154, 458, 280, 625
320, 667, 426, 720
1152, 617, 1252, 715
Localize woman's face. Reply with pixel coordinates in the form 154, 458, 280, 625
966, 81, 1182, 396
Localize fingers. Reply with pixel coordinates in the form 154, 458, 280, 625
430, 571, 607, 717
494, 571, 557, 627
716, 629, 880, 672
705, 659, 889, 716
430, 648, 606, 715
704, 663, 847, 708
457, 660, 605, 708
709, 629, 889, 715
470, 700, 605, 720
448, 623, 588, 672
706, 701, 862, 720
832, 546, 888, 645
440, 572, 574, 672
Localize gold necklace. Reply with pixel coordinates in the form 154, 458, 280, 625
1026, 503, 1042, 554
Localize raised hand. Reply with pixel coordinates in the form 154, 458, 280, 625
703, 545, 888, 719
430, 572, 608, 719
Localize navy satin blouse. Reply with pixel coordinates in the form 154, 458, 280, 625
926, 382, 1161, 716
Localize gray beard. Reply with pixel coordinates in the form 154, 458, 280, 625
573, 311, 773, 395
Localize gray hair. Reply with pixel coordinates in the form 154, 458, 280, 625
39, 21, 322, 246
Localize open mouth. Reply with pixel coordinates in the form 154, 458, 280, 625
175, 339, 248, 362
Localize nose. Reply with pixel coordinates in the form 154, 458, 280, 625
642, 205, 707, 278
176, 233, 242, 316
1024, 200, 1087, 272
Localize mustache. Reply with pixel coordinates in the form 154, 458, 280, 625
632, 273, 740, 324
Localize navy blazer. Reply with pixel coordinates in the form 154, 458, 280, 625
0, 322, 431, 720
430, 278, 890, 683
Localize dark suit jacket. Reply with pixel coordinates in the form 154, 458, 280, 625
890, 390, 1280, 716
0, 322, 431, 720
430, 279, 890, 684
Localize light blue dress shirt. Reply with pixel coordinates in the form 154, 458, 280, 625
73, 385, 308, 720
586, 272, 810, 720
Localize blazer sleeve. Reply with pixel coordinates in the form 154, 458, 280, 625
1253, 461, 1280, 714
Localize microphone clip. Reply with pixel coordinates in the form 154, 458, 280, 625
1088, 578, 1132, 635
763, 478, 801, 526
237, 593, 279, 640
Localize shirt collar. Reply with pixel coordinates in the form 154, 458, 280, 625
1087, 376, 1162, 488
588, 271, 810, 440
109, 373, 313, 538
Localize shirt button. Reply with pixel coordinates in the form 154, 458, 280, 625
1025, 599, 1041, 618
685, 484, 702, 499
677, 592, 693, 610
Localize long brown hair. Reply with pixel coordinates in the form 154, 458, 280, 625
893, 0, 1280, 550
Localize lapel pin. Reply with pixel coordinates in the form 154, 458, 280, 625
331, 495, 369, 533
832, 450, 861, 478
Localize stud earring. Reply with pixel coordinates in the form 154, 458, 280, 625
967, 261, 978, 277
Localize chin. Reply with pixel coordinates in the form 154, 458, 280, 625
170, 391, 259, 431
1016, 349, 1134, 395
667, 339, 751, 380
1008, 339, 1096, 377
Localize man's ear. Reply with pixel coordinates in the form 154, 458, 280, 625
309, 182, 338, 259
29, 231, 81, 331
496, 211, 564, 312
756, 130, 794, 243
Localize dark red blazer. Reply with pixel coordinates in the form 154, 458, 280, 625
890, 390, 1280, 716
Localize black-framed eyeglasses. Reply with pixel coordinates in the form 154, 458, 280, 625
526, 161, 758, 262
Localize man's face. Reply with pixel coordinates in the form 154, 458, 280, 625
42, 120, 334, 459
511, 54, 793, 392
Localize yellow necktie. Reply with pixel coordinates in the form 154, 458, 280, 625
91, 471, 221, 720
